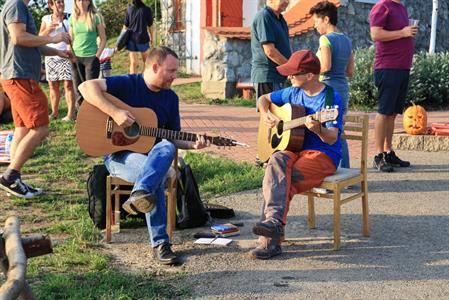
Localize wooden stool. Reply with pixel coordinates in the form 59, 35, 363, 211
105, 162, 177, 243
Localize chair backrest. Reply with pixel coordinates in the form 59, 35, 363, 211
342, 114, 369, 176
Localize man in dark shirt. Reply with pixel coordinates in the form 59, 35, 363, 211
251, 0, 291, 107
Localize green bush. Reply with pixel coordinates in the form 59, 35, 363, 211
98, 0, 128, 39
408, 52, 449, 106
348, 47, 377, 109
349, 48, 449, 110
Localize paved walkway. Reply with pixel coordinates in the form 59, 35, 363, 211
180, 103, 448, 163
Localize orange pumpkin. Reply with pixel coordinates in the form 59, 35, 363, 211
403, 103, 427, 135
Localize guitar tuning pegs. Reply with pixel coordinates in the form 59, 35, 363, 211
326, 105, 330, 109
335, 105, 339, 109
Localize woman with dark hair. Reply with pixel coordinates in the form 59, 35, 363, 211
310, 0, 354, 169
69, 0, 106, 106
39, 0, 76, 121
123, 0, 154, 73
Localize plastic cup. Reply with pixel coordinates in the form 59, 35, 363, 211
409, 19, 419, 26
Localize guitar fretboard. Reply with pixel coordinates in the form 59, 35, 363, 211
283, 112, 321, 131
139, 126, 222, 145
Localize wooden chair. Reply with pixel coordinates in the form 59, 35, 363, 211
302, 114, 369, 250
105, 155, 178, 243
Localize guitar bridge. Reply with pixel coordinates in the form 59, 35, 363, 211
106, 117, 114, 139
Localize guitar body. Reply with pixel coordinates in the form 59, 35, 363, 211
76, 94, 157, 156
257, 103, 306, 162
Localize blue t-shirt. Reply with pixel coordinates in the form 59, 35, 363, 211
270, 86, 343, 167
105, 74, 181, 132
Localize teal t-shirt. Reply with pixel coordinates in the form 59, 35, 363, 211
270, 86, 343, 167
251, 6, 291, 84
69, 14, 101, 57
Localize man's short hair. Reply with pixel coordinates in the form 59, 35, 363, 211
146, 46, 179, 66
309, 1, 338, 26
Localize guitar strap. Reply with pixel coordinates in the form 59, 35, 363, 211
324, 85, 334, 108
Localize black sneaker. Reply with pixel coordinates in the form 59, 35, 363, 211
22, 181, 43, 196
373, 153, 394, 172
385, 151, 411, 167
252, 218, 284, 238
122, 190, 156, 215
153, 243, 181, 265
0, 177, 40, 198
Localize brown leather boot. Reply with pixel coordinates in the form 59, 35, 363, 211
249, 236, 282, 260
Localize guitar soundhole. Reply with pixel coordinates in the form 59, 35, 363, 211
276, 121, 284, 136
124, 122, 140, 138
271, 122, 284, 148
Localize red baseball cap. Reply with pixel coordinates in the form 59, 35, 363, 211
276, 50, 321, 76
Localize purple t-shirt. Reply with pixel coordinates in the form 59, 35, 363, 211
369, 0, 414, 70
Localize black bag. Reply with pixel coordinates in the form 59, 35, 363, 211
87, 164, 143, 229
176, 163, 209, 229
205, 203, 235, 219
116, 29, 131, 51
87, 164, 110, 229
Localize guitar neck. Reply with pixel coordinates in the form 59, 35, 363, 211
140, 126, 212, 144
283, 110, 324, 131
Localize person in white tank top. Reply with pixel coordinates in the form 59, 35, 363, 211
39, 0, 76, 122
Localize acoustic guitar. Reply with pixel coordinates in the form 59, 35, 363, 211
76, 93, 247, 157
257, 103, 339, 162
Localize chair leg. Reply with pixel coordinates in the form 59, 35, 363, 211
105, 177, 112, 243
333, 190, 341, 250
361, 180, 369, 237
165, 176, 177, 242
307, 194, 316, 229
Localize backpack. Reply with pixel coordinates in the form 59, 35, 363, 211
87, 164, 110, 229
176, 161, 209, 229
87, 164, 142, 229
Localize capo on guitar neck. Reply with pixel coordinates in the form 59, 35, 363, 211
106, 117, 114, 138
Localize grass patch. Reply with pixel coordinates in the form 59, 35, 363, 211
184, 152, 263, 199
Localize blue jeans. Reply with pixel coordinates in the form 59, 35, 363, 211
104, 140, 176, 247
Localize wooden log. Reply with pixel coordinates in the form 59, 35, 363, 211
21, 235, 52, 259
0, 216, 36, 300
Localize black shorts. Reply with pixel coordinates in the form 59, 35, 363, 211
374, 69, 410, 115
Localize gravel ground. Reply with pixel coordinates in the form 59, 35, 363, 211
105, 150, 449, 299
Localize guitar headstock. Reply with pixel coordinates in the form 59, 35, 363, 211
211, 136, 249, 148
319, 106, 339, 123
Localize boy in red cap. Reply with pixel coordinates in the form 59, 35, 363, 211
250, 50, 344, 259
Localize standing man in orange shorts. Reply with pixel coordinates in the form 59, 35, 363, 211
0, 0, 71, 198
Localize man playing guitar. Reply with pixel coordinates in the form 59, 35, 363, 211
79, 46, 209, 265
250, 50, 343, 259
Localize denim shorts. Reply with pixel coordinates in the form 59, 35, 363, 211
126, 41, 150, 52
374, 69, 410, 115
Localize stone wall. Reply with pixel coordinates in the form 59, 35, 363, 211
294, 0, 449, 52
201, 31, 252, 99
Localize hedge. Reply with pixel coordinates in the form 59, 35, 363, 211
349, 48, 449, 110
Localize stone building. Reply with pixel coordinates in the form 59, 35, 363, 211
160, 0, 449, 99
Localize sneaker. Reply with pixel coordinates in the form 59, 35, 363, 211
153, 242, 181, 265
385, 151, 410, 167
122, 190, 156, 215
22, 182, 43, 196
249, 236, 282, 260
373, 153, 394, 172
252, 218, 284, 238
0, 177, 40, 199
